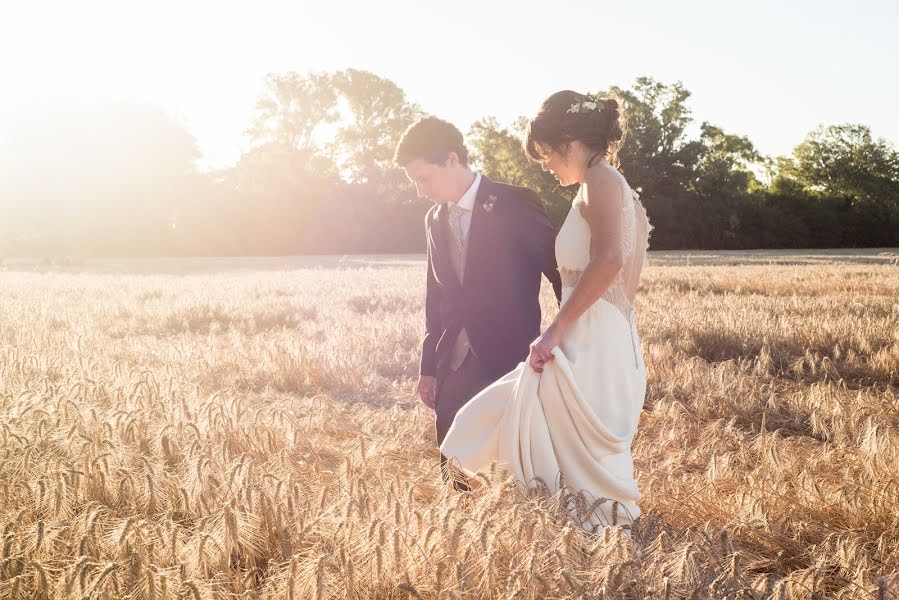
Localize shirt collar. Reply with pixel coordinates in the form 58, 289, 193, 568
453, 172, 480, 212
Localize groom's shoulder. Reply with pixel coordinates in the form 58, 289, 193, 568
489, 179, 546, 214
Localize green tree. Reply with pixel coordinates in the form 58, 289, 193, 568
330, 69, 422, 187
603, 78, 705, 248
693, 123, 763, 199
247, 71, 338, 154
609, 77, 704, 201
686, 123, 766, 247
782, 123, 899, 205
771, 124, 899, 247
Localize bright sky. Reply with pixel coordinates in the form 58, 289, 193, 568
1, 0, 896, 171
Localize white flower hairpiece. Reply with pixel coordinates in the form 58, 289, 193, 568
567, 98, 606, 114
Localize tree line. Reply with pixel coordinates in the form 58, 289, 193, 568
1, 71, 897, 257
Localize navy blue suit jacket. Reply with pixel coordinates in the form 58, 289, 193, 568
421, 176, 563, 380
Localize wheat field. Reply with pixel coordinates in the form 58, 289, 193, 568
0, 254, 897, 599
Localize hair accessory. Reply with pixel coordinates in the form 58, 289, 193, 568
566, 96, 608, 114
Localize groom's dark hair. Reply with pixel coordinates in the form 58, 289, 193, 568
394, 116, 470, 167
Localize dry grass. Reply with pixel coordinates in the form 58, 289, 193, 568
0, 257, 897, 599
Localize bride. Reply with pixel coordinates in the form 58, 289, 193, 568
440, 90, 652, 531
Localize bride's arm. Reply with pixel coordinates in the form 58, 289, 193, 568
527, 166, 625, 372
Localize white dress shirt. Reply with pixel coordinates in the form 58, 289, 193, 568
450, 172, 481, 241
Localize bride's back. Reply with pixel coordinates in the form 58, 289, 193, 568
590, 162, 651, 308
621, 175, 651, 304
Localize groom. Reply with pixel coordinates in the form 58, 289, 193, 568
395, 116, 562, 489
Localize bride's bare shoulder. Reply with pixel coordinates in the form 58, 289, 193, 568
581, 161, 626, 211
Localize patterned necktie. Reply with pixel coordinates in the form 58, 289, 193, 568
449, 204, 467, 249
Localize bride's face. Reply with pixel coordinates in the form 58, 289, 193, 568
537, 143, 579, 187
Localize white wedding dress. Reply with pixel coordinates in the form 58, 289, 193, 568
440, 160, 651, 531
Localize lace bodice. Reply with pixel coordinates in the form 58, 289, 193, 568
554, 162, 652, 323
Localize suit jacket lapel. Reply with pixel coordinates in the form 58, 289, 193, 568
462, 176, 493, 289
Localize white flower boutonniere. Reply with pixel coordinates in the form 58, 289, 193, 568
483, 194, 498, 213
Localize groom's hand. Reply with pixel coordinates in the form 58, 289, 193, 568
417, 375, 437, 410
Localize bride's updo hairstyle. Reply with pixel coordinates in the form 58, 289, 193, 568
524, 90, 626, 168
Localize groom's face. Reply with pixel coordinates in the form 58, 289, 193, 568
402, 156, 457, 204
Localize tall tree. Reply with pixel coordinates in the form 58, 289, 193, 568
772, 124, 899, 246
330, 69, 422, 187
247, 72, 338, 154
610, 77, 704, 201
781, 123, 899, 205
692, 122, 763, 200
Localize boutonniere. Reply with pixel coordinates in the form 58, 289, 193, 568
483, 194, 498, 213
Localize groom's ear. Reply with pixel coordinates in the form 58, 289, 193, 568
445, 151, 460, 168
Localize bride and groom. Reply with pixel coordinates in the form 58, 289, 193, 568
395, 91, 652, 532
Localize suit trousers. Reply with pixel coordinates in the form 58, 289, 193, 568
435, 352, 498, 490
